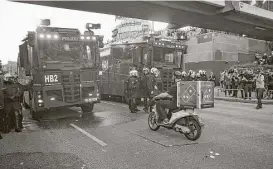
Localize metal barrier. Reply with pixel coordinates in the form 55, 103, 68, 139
216, 88, 244, 98
216, 88, 273, 99
263, 89, 273, 99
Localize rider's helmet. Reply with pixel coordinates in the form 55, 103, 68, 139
181, 71, 186, 76
199, 70, 203, 74
143, 67, 149, 75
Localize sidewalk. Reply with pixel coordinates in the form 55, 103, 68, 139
214, 87, 273, 105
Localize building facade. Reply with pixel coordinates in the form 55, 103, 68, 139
112, 16, 152, 43
3, 61, 17, 75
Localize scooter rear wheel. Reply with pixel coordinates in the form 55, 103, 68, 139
184, 117, 202, 141
148, 111, 160, 131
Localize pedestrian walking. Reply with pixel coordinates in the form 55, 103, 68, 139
254, 71, 265, 109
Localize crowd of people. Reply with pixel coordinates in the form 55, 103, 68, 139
255, 52, 273, 65
219, 68, 273, 103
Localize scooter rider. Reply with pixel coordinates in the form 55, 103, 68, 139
154, 71, 181, 125
13, 76, 25, 129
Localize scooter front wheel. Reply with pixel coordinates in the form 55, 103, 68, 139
184, 117, 202, 141
148, 111, 160, 131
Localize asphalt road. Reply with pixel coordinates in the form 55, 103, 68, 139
0, 100, 272, 169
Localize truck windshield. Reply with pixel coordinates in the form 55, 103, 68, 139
153, 47, 175, 63
39, 41, 97, 68
39, 41, 81, 62
153, 47, 182, 67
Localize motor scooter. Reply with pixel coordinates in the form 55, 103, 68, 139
148, 98, 204, 141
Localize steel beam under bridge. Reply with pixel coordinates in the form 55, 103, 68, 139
14, 0, 273, 41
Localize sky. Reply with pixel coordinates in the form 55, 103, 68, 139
0, 0, 168, 64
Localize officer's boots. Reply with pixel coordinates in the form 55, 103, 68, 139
14, 111, 22, 132
3, 116, 10, 133
0, 134, 2, 139
19, 114, 23, 129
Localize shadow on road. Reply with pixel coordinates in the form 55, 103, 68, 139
0, 152, 89, 169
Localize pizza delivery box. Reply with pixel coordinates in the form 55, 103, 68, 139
177, 81, 214, 109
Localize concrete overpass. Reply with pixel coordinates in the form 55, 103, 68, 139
15, 0, 273, 41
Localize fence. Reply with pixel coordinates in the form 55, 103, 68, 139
216, 88, 273, 99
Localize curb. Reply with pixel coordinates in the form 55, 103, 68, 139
215, 97, 273, 105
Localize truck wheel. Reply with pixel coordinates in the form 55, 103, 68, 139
81, 103, 94, 113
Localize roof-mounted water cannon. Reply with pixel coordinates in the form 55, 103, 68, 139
40, 19, 50, 26
86, 23, 101, 30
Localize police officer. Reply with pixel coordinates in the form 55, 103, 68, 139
2, 74, 22, 132
196, 72, 201, 81
188, 71, 196, 81
187, 70, 193, 81
13, 76, 25, 129
200, 70, 208, 81
124, 70, 140, 113
141, 67, 153, 113
181, 71, 187, 81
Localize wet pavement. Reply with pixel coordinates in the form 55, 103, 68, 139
0, 152, 88, 169
0, 100, 272, 169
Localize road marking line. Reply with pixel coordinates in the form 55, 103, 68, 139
70, 123, 107, 147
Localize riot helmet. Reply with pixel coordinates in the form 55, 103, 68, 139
173, 71, 182, 82
143, 67, 149, 75
151, 67, 160, 77
130, 70, 138, 77
4, 73, 14, 83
